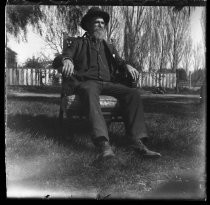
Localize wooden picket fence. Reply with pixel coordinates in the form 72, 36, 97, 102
5, 68, 177, 88
137, 72, 176, 88
5, 68, 62, 86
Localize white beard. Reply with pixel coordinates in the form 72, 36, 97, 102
92, 28, 107, 41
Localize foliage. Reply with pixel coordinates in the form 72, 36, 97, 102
182, 35, 193, 74
6, 5, 44, 42
57, 6, 88, 36
6, 5, 87, 50
201, 8, 206, 52
144, 7, 173, 73
6, 5, 205, 76
101, 6, 120, 41
190, 69, 205, 86
192, 41, 205, 71
40, 6, 88, 54
167, 7, 191, 71
122, 6, 147, 70
121, 6, 191, 73
23, 56, 51, 68
176, 68, 188, 81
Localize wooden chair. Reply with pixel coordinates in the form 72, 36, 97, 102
53, 35, 137, 139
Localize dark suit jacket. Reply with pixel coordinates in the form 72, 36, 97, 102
53, 36, 130, 95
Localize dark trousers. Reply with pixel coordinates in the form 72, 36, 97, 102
74, 80, 148, 142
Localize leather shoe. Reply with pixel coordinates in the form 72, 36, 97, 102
98, 141, 115, 158
130, 140, 161, 158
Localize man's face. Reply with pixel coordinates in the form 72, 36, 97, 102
87, 17, 106, 40
90, 17, 105, 31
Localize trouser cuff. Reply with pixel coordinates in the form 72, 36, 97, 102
92, 136, 109, 147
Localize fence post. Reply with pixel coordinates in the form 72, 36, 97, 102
24, 69, 26, 85
30, 68, 32, 86
18, 69, 20, 85
46, 69, 49, 85
171, 73, 174, 88
189, 71, 191, 88
12, 69, 14, 85
156, 73, 158, 87
141, 72, 144, 87
149, 72, 151, 87
163, 73, 166, 88
13, 68, 16, 85
33, 69, 35, 85
45, 69, 47, 85
6, 69, 9, 85
11, 69, 14, 85
152, 73, 155, 87
27, 68, 29, 85
36, 69, 38, 86
15, 68, 18, 85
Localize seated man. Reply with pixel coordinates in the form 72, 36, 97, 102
56, 7, 161, 159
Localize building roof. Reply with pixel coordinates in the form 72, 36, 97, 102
6, 47, 17, 55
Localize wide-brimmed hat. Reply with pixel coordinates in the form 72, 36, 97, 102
80, 7, 110, 31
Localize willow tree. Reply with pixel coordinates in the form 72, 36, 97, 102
5, 5, 44, 67
141, 7, 174, 87
6, 5, 87, 54
40, 6, 87, 54
182, 35, 193, 75
38, 5, 88, 61
6, 5, 44, 42
122, 6, 147, 70
167, 7, 191, 72
201, 7, 206, 68
101, 6, 120, 41
192, 41, 205, 71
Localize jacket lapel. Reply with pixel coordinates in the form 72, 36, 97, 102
103, 40, 116, 60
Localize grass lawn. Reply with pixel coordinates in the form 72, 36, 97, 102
5, 93, 206, 199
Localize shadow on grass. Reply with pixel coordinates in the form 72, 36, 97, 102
7, 96, 61, 105
6, 113, 95, 152
143, 99, 204, 118
6, 94, 205, 158
6, 109, 204, 156
7, 85, 62, 94
6, 112, 133, 155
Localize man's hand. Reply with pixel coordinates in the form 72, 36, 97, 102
126, 64, 139, 81
62, 59, 74, 77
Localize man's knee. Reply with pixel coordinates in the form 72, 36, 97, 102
78, 83, 99, 98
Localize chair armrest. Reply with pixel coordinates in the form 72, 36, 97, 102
53, 55, 138, 88
116, 70, 138, 88
52, 54, 63, 73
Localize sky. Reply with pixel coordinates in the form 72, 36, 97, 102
6, 7, 205, 68
190, 7, 204, 46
